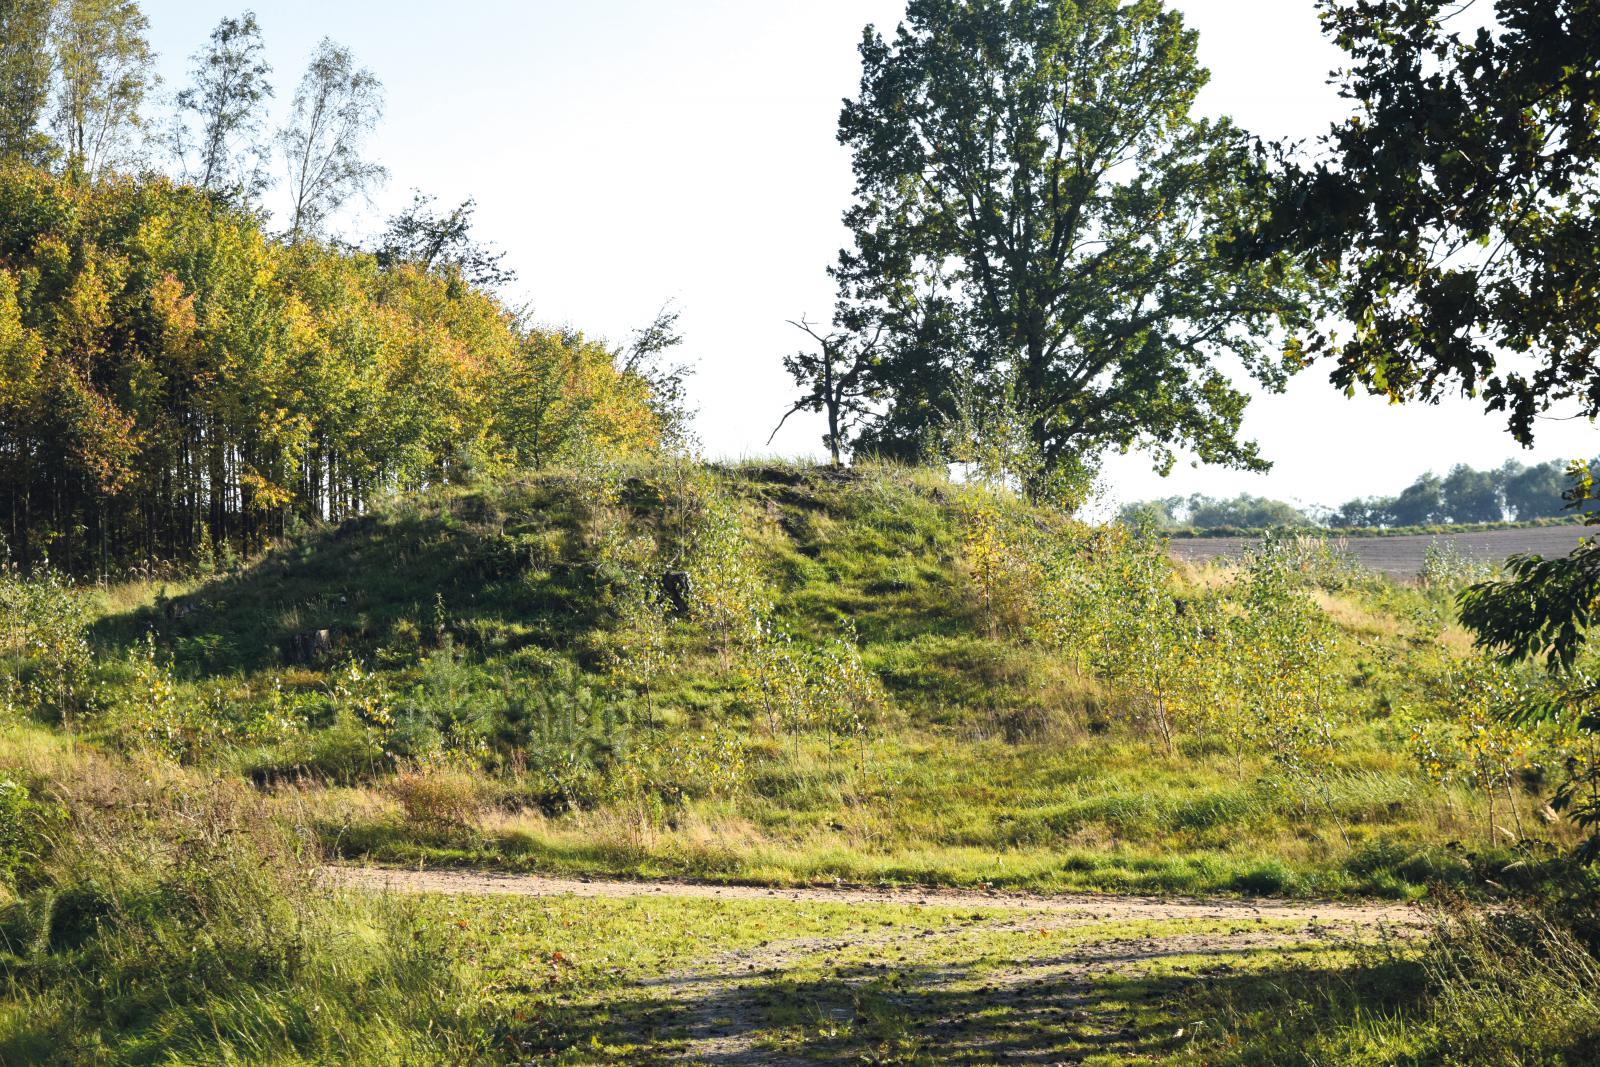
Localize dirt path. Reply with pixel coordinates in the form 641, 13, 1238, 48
324, 864, 1423, 928
328, 866, 1424, 1064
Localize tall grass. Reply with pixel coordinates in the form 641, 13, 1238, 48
0, 728, 494, 1065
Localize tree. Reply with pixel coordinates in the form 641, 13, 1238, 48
1441, 464, 1504, 525
169, 11, 273, 202
619, 304, 696, 453
374, 191, 515, 289
0, 0, 58, 165
0, 167, 666, 572
52, 0, 156, 182
1257, 0, 1600, 859
833, 0, 1311, 491
1387, 472, 1447, 527
1503, 460, 1572, 522
1186, 494, 1312, 530
278, 38, 386, 238
770, 316, 884, 466
1250, 0, 1600, 447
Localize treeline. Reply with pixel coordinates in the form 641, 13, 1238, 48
0, 4, 678, 572
1124, 459, 1584, 532
0, 167, 663, 572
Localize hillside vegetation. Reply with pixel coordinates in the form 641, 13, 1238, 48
5, 463, 1600, 1063
14, 461, 1579, 899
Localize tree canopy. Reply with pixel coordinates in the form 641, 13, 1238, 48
826, 0, 1312, 489
1251, 0, 1600, 446
1254, 0, 1600, 857
0, 166, 661, 572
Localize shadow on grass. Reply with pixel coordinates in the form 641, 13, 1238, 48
91, 486, 607, 677
513, 945, 1431, 1066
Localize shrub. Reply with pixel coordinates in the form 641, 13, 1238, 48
0, 775, 53, 888
387, 765, 491, 831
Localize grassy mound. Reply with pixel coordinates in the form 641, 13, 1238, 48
60, 461, 1571, 898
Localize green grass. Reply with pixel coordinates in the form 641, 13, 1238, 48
417, 888, 1596, 1066
3, 459, 1599, 1063
0, 725, 496, 1066
319, 739, 1504, 898
60, 461, 1574, 899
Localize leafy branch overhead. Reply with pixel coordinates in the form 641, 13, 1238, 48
1250, 0, 1600, 446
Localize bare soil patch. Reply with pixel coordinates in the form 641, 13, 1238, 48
324, 865, 1421, 928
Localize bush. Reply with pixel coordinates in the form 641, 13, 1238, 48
387, 765, 491, 830
0, 775, 53, 888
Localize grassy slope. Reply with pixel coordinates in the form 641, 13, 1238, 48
93, 462, 1564, 898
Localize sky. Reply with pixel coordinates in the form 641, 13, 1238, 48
139, 0, 1600, 513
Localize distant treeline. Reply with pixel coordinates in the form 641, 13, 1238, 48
0, 167, 664, 572
1123, 459, 1589, 532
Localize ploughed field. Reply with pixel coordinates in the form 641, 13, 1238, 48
1169, 524, 1587, 578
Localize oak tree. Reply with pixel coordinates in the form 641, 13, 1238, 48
834, 0, 1311, 489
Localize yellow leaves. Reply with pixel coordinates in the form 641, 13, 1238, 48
0, 271, 45, 403
238, 467, 293, 510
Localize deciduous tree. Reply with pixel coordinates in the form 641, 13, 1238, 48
1255, 0, 1600, 859
770, 316, 884, 466
374, 191, 514, 289
834, 0, 1311, 490
169, 11, 273, 202
0, 0, 58, 166
278, 38, 386, 238
52, 0, 156, 182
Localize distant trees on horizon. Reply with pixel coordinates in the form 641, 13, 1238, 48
1122, 459, 1587, 532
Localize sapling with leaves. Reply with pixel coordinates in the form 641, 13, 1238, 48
747, 618, 880, 782
681, 485, 769, 662
331, 658, 394, 774
1092, 528, 1190, 753
597, 529, 673, 722
1409, 660, 1544, 845
1462, 462, 1600, 861
0, 565, 94, 726
809, 624, 882, 784
1231, 540, 1344, 834
960, 494, 1044, 640
122, 632, 191, 760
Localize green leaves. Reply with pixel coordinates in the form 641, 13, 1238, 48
1256, 0, 1600, 447
0, 166, 665, 572
833, 0, 1312, 482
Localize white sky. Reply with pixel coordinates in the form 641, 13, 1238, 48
140, 0, 1599, 512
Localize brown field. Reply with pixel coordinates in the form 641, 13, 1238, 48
1170, 525, 1590, 579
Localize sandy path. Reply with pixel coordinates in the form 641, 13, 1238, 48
324, 864, 1423, 927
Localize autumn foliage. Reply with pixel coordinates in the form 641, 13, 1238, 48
0, 164, 660, 571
